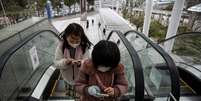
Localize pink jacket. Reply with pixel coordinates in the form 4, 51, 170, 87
75, 59, 128, 101
54, 42, 90, 85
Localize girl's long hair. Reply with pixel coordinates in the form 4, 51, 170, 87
61, 23, 92, 54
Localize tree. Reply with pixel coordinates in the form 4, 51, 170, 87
16, 0, 27, 8
51, 0, 60, 8
149, 20, 166, 41
186, 0, 201, 31
0, 0, 29, 24
64, 0, 76, 14
37, 0, 46, 16
72, 0, 80, 13
0, 0, 27, 12
130, 15, 144, 31
87, 0, 94, 11
133, 0, 145, 8
122, 8, 129, 19
162, 4, 173, 11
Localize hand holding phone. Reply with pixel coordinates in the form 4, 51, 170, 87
72, 60, 81, 65
64, 58, 74, 65
104, 87, 115, 96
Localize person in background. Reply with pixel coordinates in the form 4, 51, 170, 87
98, 22, 101, 28
54, 23, 92, 97
103, 28, 106, 35
86, 20, 89, 29
92, 19, 94, 25
75, 40, 128, 101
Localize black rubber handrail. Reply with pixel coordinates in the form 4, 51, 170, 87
158, 32, 201, 44
0, 30, 60, 77
0, 18, 48, 44
107, 30, 145, 101
59, 31, 64, 37
177, 62, 201, 73
124, 30, 180, 101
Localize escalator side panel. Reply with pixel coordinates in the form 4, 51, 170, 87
43, 69, 60, 100
0, 30, 60, 101
179, 67, 201, 95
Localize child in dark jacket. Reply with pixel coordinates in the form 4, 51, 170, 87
75, 40, 128, 101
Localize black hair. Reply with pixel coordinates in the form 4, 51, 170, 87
92, 40, 120, 69
61, 23, 92, 53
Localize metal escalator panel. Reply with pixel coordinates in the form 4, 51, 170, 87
180, 78, 196, 96
107, 30, 144, 101
0, 30, 60, 101
124, 30, 180, 101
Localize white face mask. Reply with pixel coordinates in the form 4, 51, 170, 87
67, 36, 81, 48
69, 42, 79, 48
97, 66, 111, 72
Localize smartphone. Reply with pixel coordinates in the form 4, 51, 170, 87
96, 93, 109, 97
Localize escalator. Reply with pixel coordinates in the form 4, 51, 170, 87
0, 29, 145, 101
157, 32, 201, 100
49, 29, 180, 101
0, 29, 186, 101
45, 30, 197, 101
47, 30, 145, 101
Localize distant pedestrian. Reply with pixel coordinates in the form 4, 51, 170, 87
92, 19, 94, 25
103, 28, 106, 35
98, 22, 101, 28
86, 20, 89, 29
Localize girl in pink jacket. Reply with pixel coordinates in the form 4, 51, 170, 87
75, 40, 128, 101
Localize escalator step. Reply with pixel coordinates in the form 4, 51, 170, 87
55, 80, 66, 92
53, 92, 66, 96
181, 86, 195, 96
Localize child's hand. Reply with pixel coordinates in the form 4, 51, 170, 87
64, 58, 74, 65
104, 87, 114, 96
72, 60, 81, 66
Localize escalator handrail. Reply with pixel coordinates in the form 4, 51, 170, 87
157, 32, 201, 44
124, 30, 180, 101
0, 18, 48, 44
177, 62, 201, 73
59, 31, 64, 37
0, 30, 61, 77
107, 30, 145, 101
